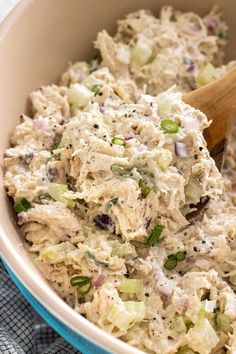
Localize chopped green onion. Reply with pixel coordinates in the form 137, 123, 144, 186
164, 257, 177, 270
111, 137, 126, 147
111, 164, 130, 177
70, 275, 92, 296
164, 250, 186, 270
85, 250, 109, 268
106, 198, 119, 210
91, 84, 101, 95
145, 224, 164, 247
175, 251, 186, 262
183, 57, 194, 65
139, 179, 151, 199
161, 119, 179, 134
14, 198, 32, 213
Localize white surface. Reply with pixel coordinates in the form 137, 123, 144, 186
0, 0, 19, 23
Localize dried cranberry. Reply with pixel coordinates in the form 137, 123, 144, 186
93, 214, 113, 230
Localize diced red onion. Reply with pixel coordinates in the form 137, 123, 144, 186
124, 135, 133, 141
207, 17, 220, 34
34, 117, 47, 130
153, 265, 173, 299
178, 296, 189, 313
187, 64, 195, 73
93, 274, 106, 289
175, 142, 188, 158
100, 106, 105, 113
77, 69, 86, 82
186, 256, 196, 264
48, 167, 59, 177
17, 212, 28, 225
136, 144, 147, 153
184, 118, 200, 130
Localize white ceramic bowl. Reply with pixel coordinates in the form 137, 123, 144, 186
1, 1, 236, 353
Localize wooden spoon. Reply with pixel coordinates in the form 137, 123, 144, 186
184, 66, 236, 170
183, 66, 236, 218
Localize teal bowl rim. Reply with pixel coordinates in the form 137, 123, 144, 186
1, 258, 110, 354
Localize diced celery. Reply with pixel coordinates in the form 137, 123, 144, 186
229, 274, 236, 285
177, 346, 196, 354
48, 183, 76, 207
185, 178, 203, 204
48, 183, 67, 199
41, 241, 75, 262
110, 240, 135, 258
83, 75, 103, 91
118, 279, 143, 294
215, 313, 232, 333
67, 83, 93, 108
157, 149, 172, 169
124, 301, 145, 322
196, 63, 217, 87
106, 301, 145, 331
186, 317, 219, 354
70, 104, 79, 117
201, 300, 217, 314
106, 304, 134, 331
171, 315, 187, 334
131, 37, 153, 67
157, 100, 172, 117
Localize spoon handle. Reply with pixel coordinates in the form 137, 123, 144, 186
184, 67, 236, 169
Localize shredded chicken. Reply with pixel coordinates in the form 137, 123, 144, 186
4, 5, 236, 354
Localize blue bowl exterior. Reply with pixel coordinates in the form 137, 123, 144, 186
2, 259, 110, 354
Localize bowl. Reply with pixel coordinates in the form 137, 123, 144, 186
0, 0, 236, 353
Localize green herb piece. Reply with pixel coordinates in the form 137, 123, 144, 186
161, 119, 179, 134
70, 275, 92, 296
85, 250, 109, 268
139, 179, 151, 199
91, 84, 101, 95
39, 193, 52, 201
164, 250, 186, 270
111, 164, 130, 177
70, 104, 78, 117
145, 224, 165, 247
218, 29, 229, 39
164, 257, 177, 270
111, 137, 126, 147
14, 198, 32, 213
176, 251, 187, 262
183, 57, 194, 65
106, 198, 119, 210
51, 142, 60, 150
136, 167, 145, 177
